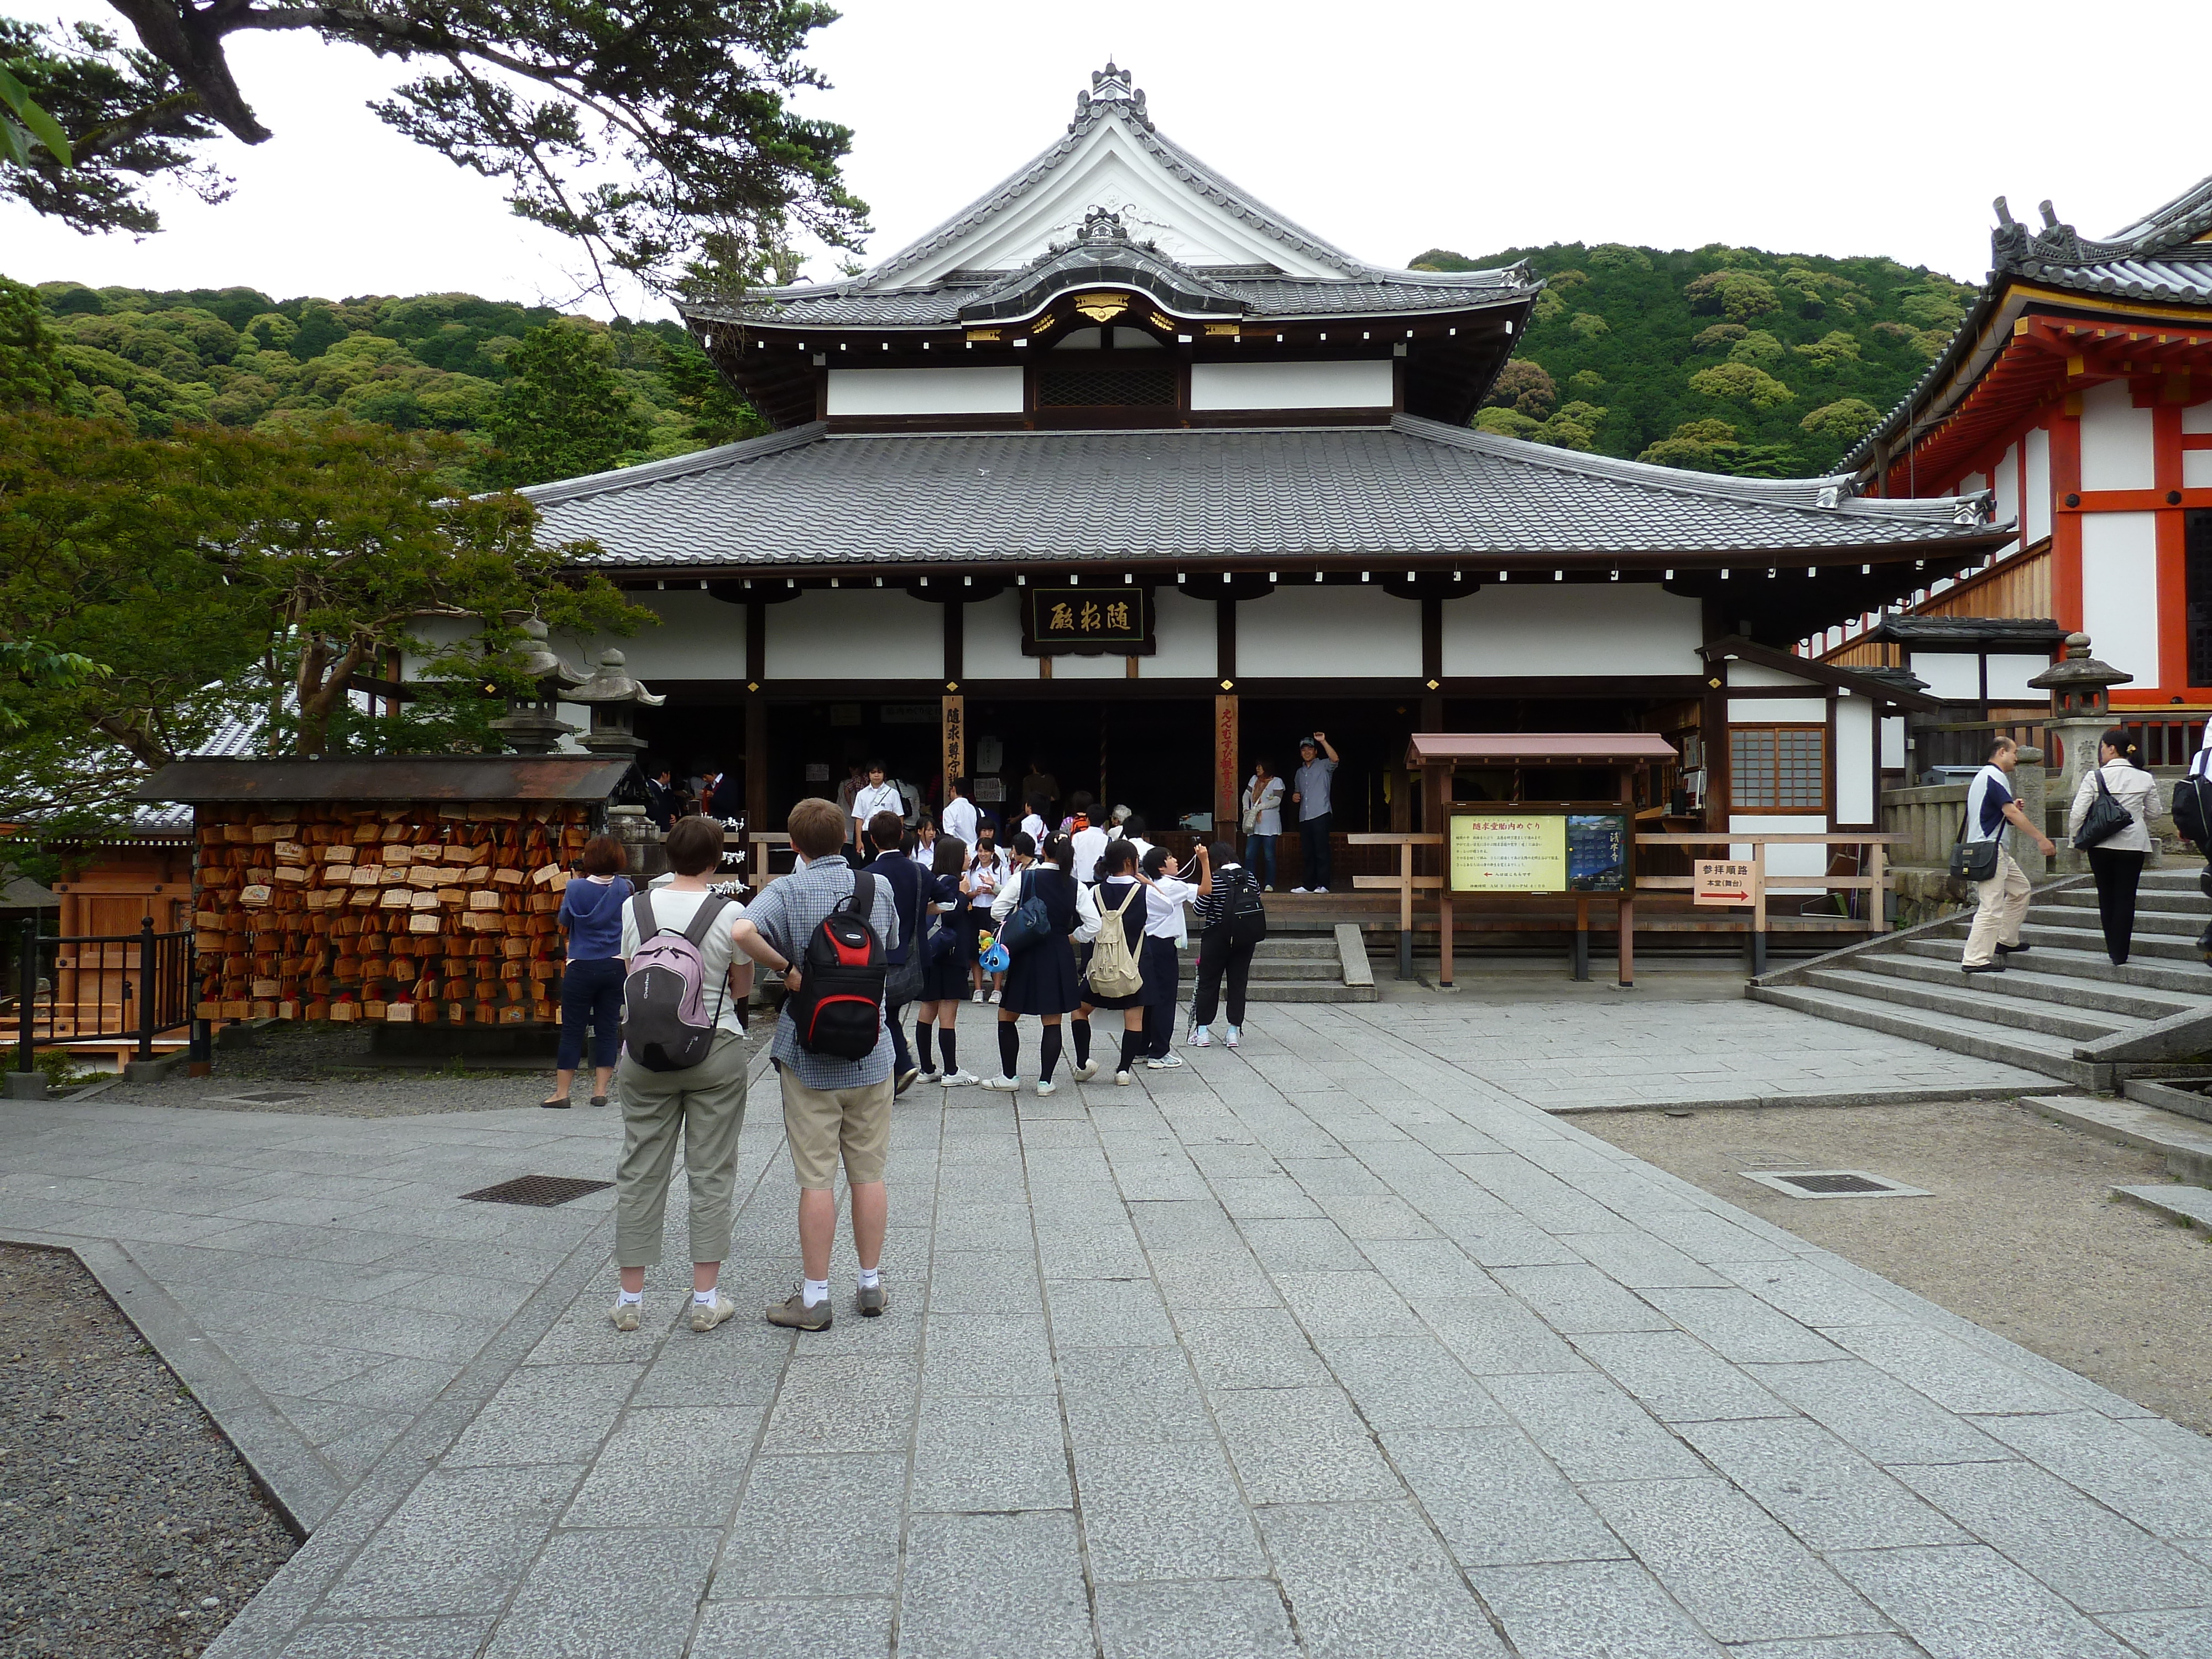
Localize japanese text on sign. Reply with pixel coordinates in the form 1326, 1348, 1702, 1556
1025, 588, 1152, 655
1449, 812, 1567, 893
1693, 859, 1756, 906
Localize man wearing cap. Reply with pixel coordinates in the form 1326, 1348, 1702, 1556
1290, 732, 1339, 894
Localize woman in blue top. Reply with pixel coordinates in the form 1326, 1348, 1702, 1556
546, 834, 633, 1109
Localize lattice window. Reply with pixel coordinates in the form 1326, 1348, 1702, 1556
1037, 363, 1177, 408
1730, 725, 1828, 811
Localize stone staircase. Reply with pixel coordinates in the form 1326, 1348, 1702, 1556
1751, 865, 2212, 1089
1241, 930, 1378, 1004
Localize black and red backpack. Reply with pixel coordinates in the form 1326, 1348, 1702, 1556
787, 872, 886, 1060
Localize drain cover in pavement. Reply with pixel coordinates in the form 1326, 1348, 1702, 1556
207, 1089, 315, 1105
1738, 1169, 1931, 1200
460, 1174, 613, 1207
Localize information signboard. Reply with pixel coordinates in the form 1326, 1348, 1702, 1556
1564, 812, 1631, 893
1449, 812, 1566, 893
1693, 859, 1755, 906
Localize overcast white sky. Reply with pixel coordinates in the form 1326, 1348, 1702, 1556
5, 0, 2202, 318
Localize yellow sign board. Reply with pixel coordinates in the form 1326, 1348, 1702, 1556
1449, 812, 1567, 893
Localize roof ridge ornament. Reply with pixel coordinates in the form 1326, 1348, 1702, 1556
2028, 199, 2084, 267
1072, 61, 1151, 132
1082, 205, 1130, 246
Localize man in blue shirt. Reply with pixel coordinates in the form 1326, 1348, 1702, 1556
1961, 737, 2056, 973
1290, 732, 1339, 893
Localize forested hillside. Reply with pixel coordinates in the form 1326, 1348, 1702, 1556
1413, 243, 1976, 477
13, 279, 765, 486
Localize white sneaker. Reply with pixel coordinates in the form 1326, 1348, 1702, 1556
1114, 1069, 1133, 1086
1035, 1079, 1058, 1097
978, 1074, 1021, 1093
1189, 1029, 1212, 1048
917, 1067, 942, 1084
971, 989, 985, 1004
1291, 886, 1310, 894
1071, 1060, 1100, 1082
988, 989, 1003, 1005
1224, 1026, 1240, 1048
1312, 886, 1329, 894
1145, 1054, 1185, 1071
940, 1068, 979, 1087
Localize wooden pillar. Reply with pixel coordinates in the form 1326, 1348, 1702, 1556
744, 696, 769, 831
942, 596, 964, 686
1216, 596, 1237, 685
1617, 893, 1634, 987
1214, 695, 1239, 833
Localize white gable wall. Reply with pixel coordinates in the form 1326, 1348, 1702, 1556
2079, 512, 2161, 684
889, 122, 1345, 286
1238, 587, 1419, 677
764, 590, 942, 680
826, 367, 1024, 415
1190, 359, 1394, 411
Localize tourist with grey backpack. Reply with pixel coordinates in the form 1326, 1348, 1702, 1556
608, 815, 753, 1337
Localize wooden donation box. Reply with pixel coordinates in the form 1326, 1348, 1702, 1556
1409, 734, 1675, 988
135, 755, 633, 1030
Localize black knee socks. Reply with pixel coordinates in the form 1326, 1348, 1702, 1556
1072, 1017, 1091, 1066
998, 1021, 1019, 1079
1040, 1024, 1063, 1082
915, 1020, 933, 1070
1118, 1028, 1145, 1074
938, 1029, 957, 1073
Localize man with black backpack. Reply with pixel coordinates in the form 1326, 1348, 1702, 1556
731, 797, 902, 1332
609, 815, 752, 1335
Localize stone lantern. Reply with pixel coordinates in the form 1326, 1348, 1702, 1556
567, 649, 665, 758
487, 615, 584, 755
2031, 633, 2133, 873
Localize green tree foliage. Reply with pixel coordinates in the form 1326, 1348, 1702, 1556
0, 405, 648, 829
0, 273, 73, 407
479, 320, 653, 488
1480, 358, 1556, 419
1800, 398, 1882, 444
1420, 240, 1978, 475
0, 2, 866, 296
8, 275, 759, 470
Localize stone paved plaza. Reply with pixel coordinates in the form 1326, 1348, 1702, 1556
4, 998, 2209, 1658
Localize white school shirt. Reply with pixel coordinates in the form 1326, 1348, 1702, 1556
988, 861, 1104, 942
1019, 811, 1047, 848
852, 781, 902, 826
1070, 824, 1110, 881
1144, 875, 1199, 940
941, 796, 978, 848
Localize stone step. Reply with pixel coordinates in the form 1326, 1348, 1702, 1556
1895, 936, 2212, 997
2111, 1184, 2212, 1227
1797, 967, 2136, 1044
2121, 1077, 2212, 1128
1748, 983, 2101, 1088
2021, 1094, 2212, 1183
1248, 938, 1342, 960
1241, 982, 1379, 1004
1860, 947, 2209, 1021
2043, 896, 2208, 938
1245, 961, 1343, 982
2015, 919, 2205, 964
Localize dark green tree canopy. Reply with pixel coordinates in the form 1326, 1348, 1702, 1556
1, 0, 869, 294
478, 319, 652, 488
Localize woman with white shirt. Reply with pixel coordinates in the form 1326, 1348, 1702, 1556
1136, 843, 1209, 1068
2067, 726, 2161, 966
1241, 761, 1285, 891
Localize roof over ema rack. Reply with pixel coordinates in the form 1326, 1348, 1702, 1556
135, 755, 634, 805
1405, 733, 1679, 768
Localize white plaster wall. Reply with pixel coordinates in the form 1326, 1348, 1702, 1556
1881, 715, 1905, 770
2079, 512, 2162, 684
555, 591, 743, 681
2078, 380, 2156, 492
2185, 451, 2212, 489
1991, 445, 2019, 551
825, 366, 1024, 416
1438, 584, 1703, 678
1729, 813, 1829, 876
2024, 426, 2052, 545
1144, 587, 1216, 679
1187, 359, 1394, 412
764, 589, 943, 680
1987, 653, 2054, 702
1050, 652, 1128, 681
1906, 653, 1982, 702
962, 591, 1029, 680
1727, 661, 1819, 689
1238, 587, 1420, 677
2185, 404, 2212, 435
1728, 697, 1825, 723
1835, 696, 1875, 825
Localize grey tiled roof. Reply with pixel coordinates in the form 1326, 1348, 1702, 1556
524, 415, 2003, 569
1846, 181, 2212, 471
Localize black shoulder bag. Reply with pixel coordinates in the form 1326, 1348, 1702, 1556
1949, 810, 2001, 883
2074, 767, 2132, 851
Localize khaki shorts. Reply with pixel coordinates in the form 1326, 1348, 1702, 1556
780, 1069, 894, 1190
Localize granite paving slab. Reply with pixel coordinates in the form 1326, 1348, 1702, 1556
6, 998, 2209, 1656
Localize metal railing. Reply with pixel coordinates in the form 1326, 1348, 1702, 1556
11, 917, 195, 1075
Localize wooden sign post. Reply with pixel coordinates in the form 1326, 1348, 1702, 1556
1213, 694, 1239, 834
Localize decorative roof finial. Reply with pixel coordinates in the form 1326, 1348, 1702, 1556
1081, 206, 1128, 246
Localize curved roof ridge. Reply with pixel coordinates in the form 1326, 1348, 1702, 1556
1393, 415, 1991, 524
517, 423, 827, 507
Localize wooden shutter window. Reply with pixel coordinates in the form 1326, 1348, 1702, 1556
1729, 724, 1828, 812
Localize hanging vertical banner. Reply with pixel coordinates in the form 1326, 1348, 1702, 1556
941, 695, 964, 789
1214, 694, 1239, 832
